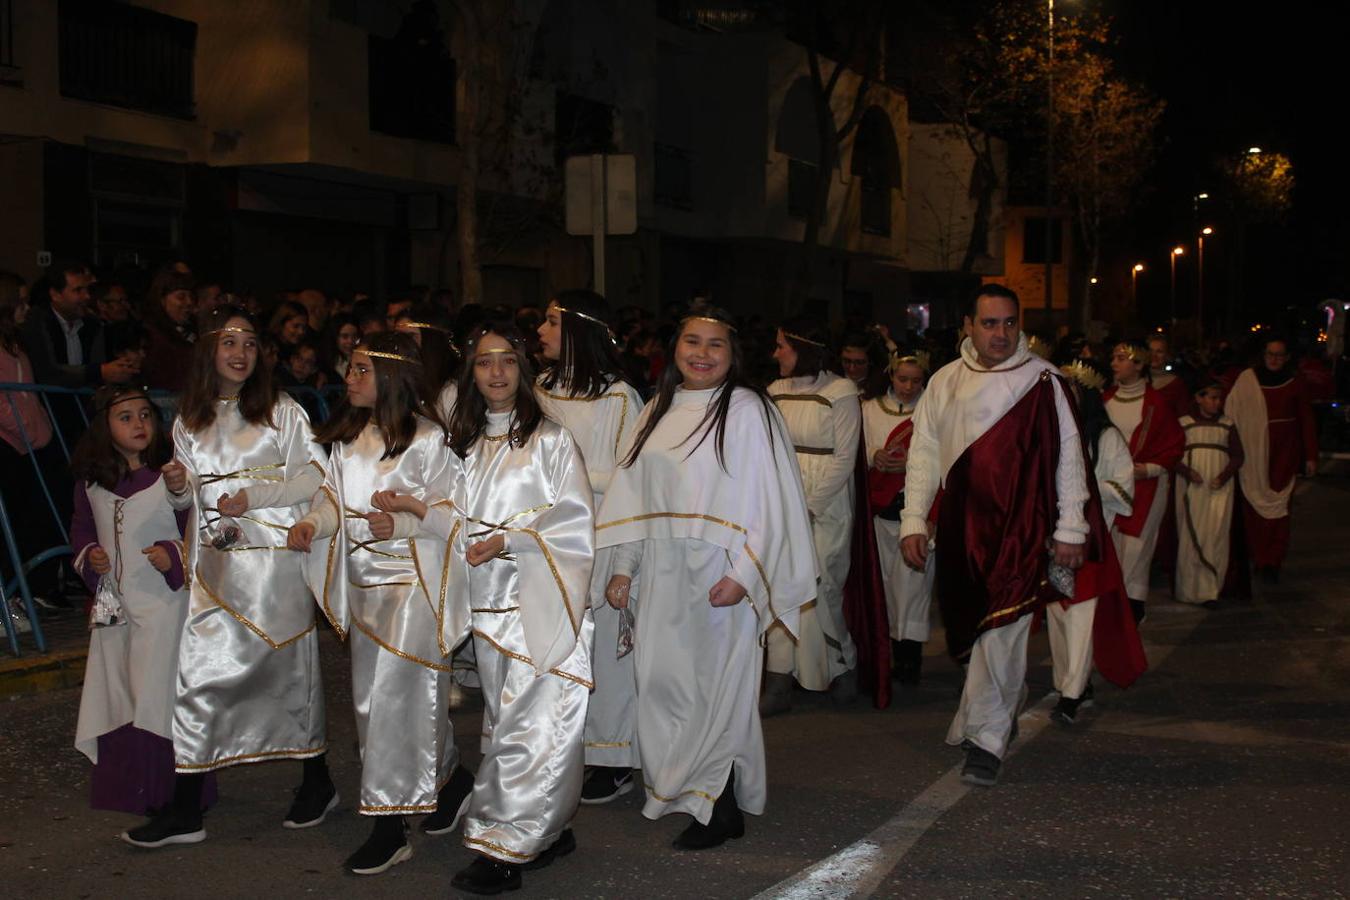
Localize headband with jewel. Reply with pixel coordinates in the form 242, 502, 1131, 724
358, 349, 421, 365
1060, 359, 1106, 392
681, 315, 737, 333
782, 330, 826, 348
1113, 342, 1145, 364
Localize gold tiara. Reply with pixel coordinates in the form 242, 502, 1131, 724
206, 326, 256, 338
472, 347, 517, 358
681, 315, 737, 333
1060, 359, 1106, 392
1113, 342, 1145, 363
890, 350, 931, 373
554, 303, 618, 343
398, 320, 449, 332
359, 349, 421, 365
1027, 335, 1052, 360
783, 330, 826, 348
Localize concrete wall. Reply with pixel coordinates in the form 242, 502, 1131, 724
995, 206, 1072, 316
907, 123, 1006, 276
0, 141, 44, 281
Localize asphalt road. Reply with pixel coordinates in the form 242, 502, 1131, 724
2, 477, 1346, 899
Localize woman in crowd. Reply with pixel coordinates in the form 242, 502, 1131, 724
535, 289, 645, 805
761, 317, 861, 714
597, 308, 816, 850
122, 305, 334, 849
289, 332, 468, 876
326, 312, 361, 381
268, 301, 310, 354
141, 269, 197, 391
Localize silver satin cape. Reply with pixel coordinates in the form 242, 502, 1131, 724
537, 375, 644, 768
169, 395, 327, 772
301, 418, 463, 815
596, 386, 817, 825
428, 411, 595, 864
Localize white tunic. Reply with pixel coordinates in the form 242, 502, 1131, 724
767, 372, 861, 688
597, 385, 816, 824
1175, 414, 1237, 604
860, 389, 933, 643
1107, 380, 1169, 601
302, 417, 462, 813
537, 375, 645, 768
74, 477, 187, 763
428, 412, 595, 862
169, 395, 327, 771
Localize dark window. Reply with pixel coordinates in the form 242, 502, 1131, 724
58, 0, 196, 119
654, 143, 693, 210
860, 179, 890, 236
555, 92, 614, 164
1, 0, 18, 81
368, 5, 456, 145
1022, 217, 1063, 264
788, 158, 817, 218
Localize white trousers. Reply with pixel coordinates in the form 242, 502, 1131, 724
1046, 598, 1096, 701
875, 516, 934, 642
1113, 479, 1170, 602
945, 614, 1032, 759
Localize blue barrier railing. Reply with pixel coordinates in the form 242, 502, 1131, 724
1, 381, 343, 657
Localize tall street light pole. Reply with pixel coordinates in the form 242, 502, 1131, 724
1198, 227, 1213, 331
1170, 245, 1185, 323
1044, 0, 1056, 317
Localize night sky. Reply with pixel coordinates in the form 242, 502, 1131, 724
1111, 0, 1344, 328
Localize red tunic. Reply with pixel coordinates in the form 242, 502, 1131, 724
1239, 372, 1318, 568
1103, 384, 1185, 537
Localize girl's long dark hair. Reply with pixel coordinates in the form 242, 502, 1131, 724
71, 385, 172, 491
314, 332, 443, 459
621, 306, 776, 472
395, 302, 460, 402
1071, 359, 1114, 468
448, 321, 545, 458
539, 289, 636, 399
779, 315, 831, 378
179, 306, 277, 433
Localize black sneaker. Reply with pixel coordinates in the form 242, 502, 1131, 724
1051, 695, 1083, 725
420, 764, 475, 835
579, 766, 634, 805
121, 809, 206, 848
345, 819, 412, 876
1130, 599, 1147, 624
451, 855, 522, 895
283, 782, 338, 829
959, 743, 1001, 787
520, 828, 576, 871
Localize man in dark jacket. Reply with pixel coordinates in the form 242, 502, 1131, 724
21, 260, 139, 388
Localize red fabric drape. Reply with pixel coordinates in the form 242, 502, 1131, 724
1105, 385, 1185, 537
843, 440, 892, 709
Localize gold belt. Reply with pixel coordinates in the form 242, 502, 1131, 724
794, 445, 833, 455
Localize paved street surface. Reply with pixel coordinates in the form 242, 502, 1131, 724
2, 477, 1347, 898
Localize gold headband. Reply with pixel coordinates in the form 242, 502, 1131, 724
1113, 342, 1145, 364
783, 330, 826, 348
359, 349, 421, 365
206, 326, 256, 339
554, 303, 618, 343
1060, 360, 1106, 391
98, 391, 153, 414
682, 315, 737, 333
398, 320, 449, 332
890, 351, 931, 373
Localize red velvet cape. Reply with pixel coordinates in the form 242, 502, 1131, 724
843, 438, 894, 709
1103, 384, 1185, 537
935, 371, 1064, 662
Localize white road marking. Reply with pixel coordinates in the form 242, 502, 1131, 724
754, 613, 1204, 900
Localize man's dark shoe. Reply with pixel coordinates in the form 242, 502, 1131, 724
451, 855, 522, 895
1051, 694, 1084, 725
960, 743, 1001, 787
894, 639, 924, 685
520, 828, 576, 871
673, 769, 744, 850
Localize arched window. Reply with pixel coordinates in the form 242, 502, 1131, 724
775, 77, 821, 218
851, 107, 901, 236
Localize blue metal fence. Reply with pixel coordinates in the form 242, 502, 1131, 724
1, 382, 342, 656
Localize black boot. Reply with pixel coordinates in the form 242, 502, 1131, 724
419, 764, 475, 835
672, 768, 745, 850
345, 815, 411, 875
451, 854, 522, 895
521, 828, 577, 871
284, 754, 338, 828
122, 774, 206, 848
895, 639, 924, 686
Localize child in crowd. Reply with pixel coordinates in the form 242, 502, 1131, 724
379, 322, 595, 894
1175, 378, 1244, 607
288, 332, 470, 876
860, 351, 933, 686
71, 385, 202, 814
123, 306, 333, 849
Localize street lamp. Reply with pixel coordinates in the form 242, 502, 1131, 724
1170, 246, 1185, 321
1131, 263, 1144, 305
1198, 227, 1214, 330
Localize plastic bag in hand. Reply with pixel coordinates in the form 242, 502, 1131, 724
89, 573, 127, 628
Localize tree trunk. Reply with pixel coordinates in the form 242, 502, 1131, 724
456, 4, 484, 306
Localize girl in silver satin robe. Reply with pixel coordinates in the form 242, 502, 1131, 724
534, 290, 645, 804
122, 306, 334, 850
386, 322, 595, 895
293, 331, 470, 876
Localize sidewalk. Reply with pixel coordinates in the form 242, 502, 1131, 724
1, 609, 90, 699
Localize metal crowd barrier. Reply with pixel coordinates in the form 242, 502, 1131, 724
1, 382, 342, 657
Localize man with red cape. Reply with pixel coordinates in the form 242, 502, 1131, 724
900, 286, 1146, 787
1225, 334, 1319, 583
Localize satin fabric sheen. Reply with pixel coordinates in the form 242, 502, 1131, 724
171, 396, 327, 771
304, 418, 461, 813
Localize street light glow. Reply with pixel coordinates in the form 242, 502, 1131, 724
1197, 192, 1209, 200
1172, 246, 1185, 256
1248, 146, 1262, 154
1089, 277, 1098, 285
1133, 263, 1145, 272
1201, 226, 1214, 235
